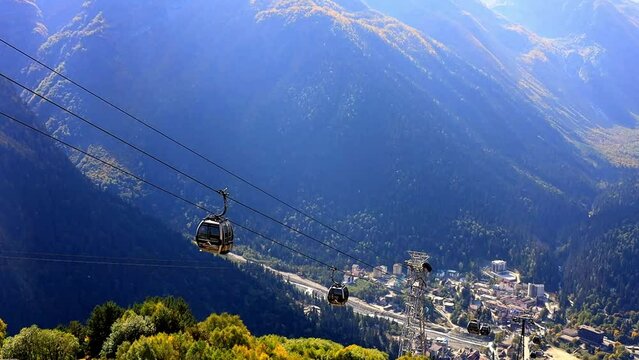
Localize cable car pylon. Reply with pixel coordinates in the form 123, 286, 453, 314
399, 251, 432, 357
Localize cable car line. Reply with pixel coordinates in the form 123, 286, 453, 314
0, 249, 217, 265
226, 197, 380, 270
0, 110, 337, 273
0, 254, 230, 269
0, 72, 387, 276
0, 109, 208, 211
0, 107, 395, 306
0, 71, 224, 196
0, 37, 379, 255
229, 221, 335, 270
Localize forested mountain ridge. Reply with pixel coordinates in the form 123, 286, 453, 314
1, 0, 638, 324
564, 177, 639, 312
24, 0, 606, 271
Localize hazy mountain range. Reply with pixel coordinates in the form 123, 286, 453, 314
1, 0, 638, 328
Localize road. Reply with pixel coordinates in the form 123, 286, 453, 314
281, 269, 488, 350
227, 253, 490, 350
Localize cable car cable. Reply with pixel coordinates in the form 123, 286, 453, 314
0, 110, 337, 272
0, 249, 217, 265
0, 108, 408, 306
0, 37, 380, 254
0, 254, 230, 269
0, 72, 387, 276
0, 72, 223, 196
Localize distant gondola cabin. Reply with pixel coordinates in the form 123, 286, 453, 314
327, 284, 349, 306
467, 320, 481, 335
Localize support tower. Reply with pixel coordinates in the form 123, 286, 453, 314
399, 251, 431, 356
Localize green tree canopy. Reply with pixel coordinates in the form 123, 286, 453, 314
193, 313, 250, 341
0, 318, 6, 345
134, 296, 195, 334
1, 298, 391, 360
116, 332, 195, 360
397, 354, 429, 360
284, 337, 343, 359
87, 300, 125, 357
183, 340, 235, 360
58, 320, 89, 356
0, 325, 79, 360
334, 344, 388, 360
101, 310, 156, 358
208, 325, 252, 350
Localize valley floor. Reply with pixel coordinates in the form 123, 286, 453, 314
546, 346, 580, 360
226, 253, 489, 352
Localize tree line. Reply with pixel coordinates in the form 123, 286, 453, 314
0, 296, 394, 360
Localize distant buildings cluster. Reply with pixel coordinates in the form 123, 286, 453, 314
345, 262, 407, 311
372, 265, 387, 278
352, 262, 404, 279
345, 257, 559, 356
559, 325, 614, 355
427, 344, 487, 360
560, 325, 604, 345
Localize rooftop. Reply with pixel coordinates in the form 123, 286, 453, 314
493, 270, 517, 282
562, 328, 579, 337
579, 325, 604, 335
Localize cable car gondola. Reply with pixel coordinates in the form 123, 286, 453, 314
467, 319, 481, 335
531, 335, 542, 345
327, 269, 349, 306
328, 283, 349, 306
193, 189, 234, 255
480, 323, 491, 336
467, 319, 492, 336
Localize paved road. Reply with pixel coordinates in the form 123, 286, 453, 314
228, 254, 489, 350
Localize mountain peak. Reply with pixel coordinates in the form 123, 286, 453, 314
254, 0, 442, 56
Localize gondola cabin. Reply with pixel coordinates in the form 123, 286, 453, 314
531, 335, 542, 345
327, 284, 349, 306
194, 217, 233, 255
467, 320, 481, 335
480, 323, 491, 336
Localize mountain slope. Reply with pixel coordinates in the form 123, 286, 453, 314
13, 0, 617, 288
0, 79, 319, 339
2, 0, 638, 311
564, 177, 639, 312
369, 0, 639, 166
486, 0, 639, 165
0, 0, 47, 72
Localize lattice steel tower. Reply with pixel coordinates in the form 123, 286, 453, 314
399, 251, 432, 356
